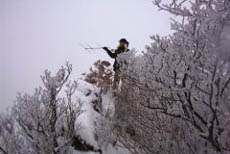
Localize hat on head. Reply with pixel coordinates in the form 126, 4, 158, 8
119, 38, 129, 45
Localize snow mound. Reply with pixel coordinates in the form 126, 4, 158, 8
72, 80, 130, 154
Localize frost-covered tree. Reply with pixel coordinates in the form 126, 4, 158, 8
114, 0, 230, 154
0, 63, 82, 154
0, 112, 31, 154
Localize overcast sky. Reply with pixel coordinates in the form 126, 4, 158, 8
0, 0, 172, 111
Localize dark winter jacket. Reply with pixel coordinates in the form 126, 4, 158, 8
105, 47, 130, 71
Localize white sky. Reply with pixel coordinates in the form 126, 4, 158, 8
0, 0, 172, 111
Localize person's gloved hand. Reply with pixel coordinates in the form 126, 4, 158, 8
102, 47, 109, 51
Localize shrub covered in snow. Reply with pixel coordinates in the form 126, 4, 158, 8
113, 0, 230, 154
0, 63, 81, 154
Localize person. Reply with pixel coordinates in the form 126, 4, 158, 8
103, 38, 130, 89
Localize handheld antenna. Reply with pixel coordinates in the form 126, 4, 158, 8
79, 43, 103, 51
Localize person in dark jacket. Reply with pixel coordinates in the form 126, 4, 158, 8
103, 38, 130, 71
103, 38, 130, 88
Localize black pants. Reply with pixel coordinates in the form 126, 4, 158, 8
113, 69, 121, 89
